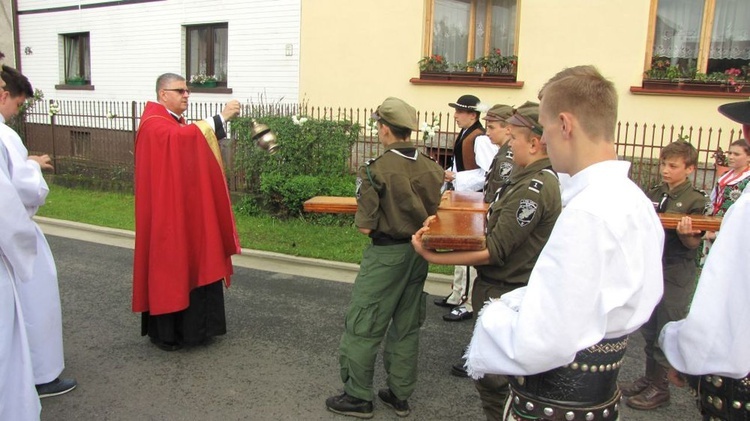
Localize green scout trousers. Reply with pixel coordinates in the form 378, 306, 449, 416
339, 242, 428, 402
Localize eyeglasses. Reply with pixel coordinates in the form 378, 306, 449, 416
162, 88, 190, 95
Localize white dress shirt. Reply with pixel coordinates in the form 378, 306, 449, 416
453, 135, 498, 192
467, 160, 664, 378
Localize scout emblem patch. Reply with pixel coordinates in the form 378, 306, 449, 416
516, 199, 538, 226
498, 162, 513, 181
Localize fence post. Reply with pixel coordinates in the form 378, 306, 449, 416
49, 99, 57, 175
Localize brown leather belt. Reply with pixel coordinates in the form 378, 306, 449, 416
509, 388, 621, 421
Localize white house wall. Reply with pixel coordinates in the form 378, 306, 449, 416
16, 0, 300, 103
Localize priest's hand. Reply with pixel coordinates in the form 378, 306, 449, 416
221, 100, 241, 122
29, 154, 54, 171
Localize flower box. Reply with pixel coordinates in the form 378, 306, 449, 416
419, 71, 516, 83
679, 81, 727, 92
66, 79, 86, 86
419, 71, 451, 81
191, 80, 218, 88
641, 80, 681, 91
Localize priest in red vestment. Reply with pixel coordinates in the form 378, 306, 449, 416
132, 73, 241, 351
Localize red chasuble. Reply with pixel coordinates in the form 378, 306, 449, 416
132, 102, 240, 315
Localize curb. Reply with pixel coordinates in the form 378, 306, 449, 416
34, 216, 453, 296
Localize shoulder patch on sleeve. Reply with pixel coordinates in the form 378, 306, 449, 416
355, 176, 363, 199
516, 199, 538, 226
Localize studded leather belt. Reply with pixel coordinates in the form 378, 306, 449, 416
509, 387, 620, 421
509, 336, 628, 407
690, 373, 750, 421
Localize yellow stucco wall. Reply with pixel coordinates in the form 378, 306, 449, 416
300, 0, 745, 144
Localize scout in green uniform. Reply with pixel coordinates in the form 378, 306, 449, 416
482, 104, 516, 203
412, 102, 562, 420
622, 139, 709, 411
325, 97, 444, 419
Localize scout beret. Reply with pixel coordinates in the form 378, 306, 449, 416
372, 97, 419, 131
506, 101, 543, 135
483, 104, 514, 122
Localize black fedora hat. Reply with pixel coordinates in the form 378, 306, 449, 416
718, 101, 750, 125
448, 94, 480, 111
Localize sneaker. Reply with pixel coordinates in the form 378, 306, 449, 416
378, 388, 410, 417
36, 378, 77, 398
325, 392, 373, 419
443, 306, 473, 322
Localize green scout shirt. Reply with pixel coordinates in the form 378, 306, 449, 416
483, 142, 515, 203
647, 180, 709, 261
476, 157, 562, 285
355, 141, 444, 240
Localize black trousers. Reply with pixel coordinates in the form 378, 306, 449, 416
141, 281, 226, 345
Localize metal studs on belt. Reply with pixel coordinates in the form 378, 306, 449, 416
514, 396, 520, 405
543, 407, 554, 417
565, 411, 575, 420
585, 412, 594, 420
733, 401, 742, 409
603, 408, 610, 418
712, 376, 723, 388
525, 402, 534, 411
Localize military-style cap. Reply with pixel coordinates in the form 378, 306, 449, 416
718, 101, 750, 125
506, 101, 543, 136
448, 94, 481, 111
372, 97, 419, 131
483, 104, 514, 122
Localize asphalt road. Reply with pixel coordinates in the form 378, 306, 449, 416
38, 233, 700, 421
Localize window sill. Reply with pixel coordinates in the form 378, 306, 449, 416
55, 84, 95, 91
190, 87, 233, 94
409, 77, 524, 89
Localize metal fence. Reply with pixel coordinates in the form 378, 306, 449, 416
20, 99, 743, 193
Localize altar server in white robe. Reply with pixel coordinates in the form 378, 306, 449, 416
0, 65, 76, 397
0, 123, 42, 420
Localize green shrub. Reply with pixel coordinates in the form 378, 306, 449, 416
260, 173, 356, 217
233, 114, 360, 216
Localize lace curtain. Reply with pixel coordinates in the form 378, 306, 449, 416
711, 0, 750, 60
432, 0, 517, 64
432, 0, 471, 63
64, 35, 90, 80
654, 0, 750, 61
213, 27, 228, 82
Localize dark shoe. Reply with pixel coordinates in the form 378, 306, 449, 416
433, 296, 457, 308
36, 378, 77, 398
619, 375, 651, 397
451, 362, 469, 378
378, 388, 410, 417
325, 392, 373, 419
150, 336, 182, 351
626, 383, 670, 410
443, 306, 473, 322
